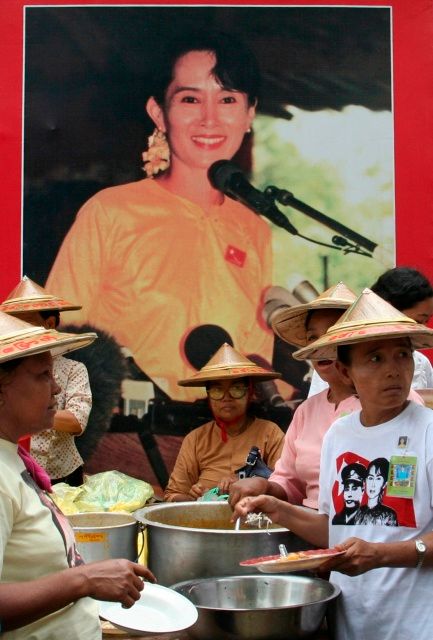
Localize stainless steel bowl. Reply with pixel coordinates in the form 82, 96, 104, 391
171, 574, 340, 640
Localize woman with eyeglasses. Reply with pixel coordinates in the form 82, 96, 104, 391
163, 343, 284, 502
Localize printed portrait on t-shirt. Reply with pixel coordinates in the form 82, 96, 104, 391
355, 458, 398, 526
332, 462, 367, 525
332, 452, 416, 528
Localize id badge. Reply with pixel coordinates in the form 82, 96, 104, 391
387, 455, 417, 498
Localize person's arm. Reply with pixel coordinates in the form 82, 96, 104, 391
53, 360, 92, 434
163, 431, 201, 502
261, 423, 284, 470
0, 559, 155, 632
266, 406, 309, 505
232, 494, 329, 548
229, 476, 288, 506
53, 410, 82, 434
322, 532, 433, 577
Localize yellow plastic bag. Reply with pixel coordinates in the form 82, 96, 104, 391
51, 470, 154, 515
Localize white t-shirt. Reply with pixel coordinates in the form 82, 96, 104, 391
0, 439, 101, 639
319, 402, 433, 640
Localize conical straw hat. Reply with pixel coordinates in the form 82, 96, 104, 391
178, 342, 281, 386
0, 276, 81, 314
293, 288, 433, 361
0, 311, 97, 364
272, 282, 357, 347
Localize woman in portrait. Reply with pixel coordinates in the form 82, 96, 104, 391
46, 30, 275, 403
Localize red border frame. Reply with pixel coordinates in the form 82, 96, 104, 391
1, 0, 432, 298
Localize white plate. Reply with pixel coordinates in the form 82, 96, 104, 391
98, 583, 198, 635
240, 549, 345, 574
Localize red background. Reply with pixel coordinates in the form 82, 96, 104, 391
0, 0, 432, 298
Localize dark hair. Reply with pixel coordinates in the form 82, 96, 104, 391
305, 307, 345, 330
371, 267, 433, 311
39, 309, 60, 328
305, 310, 314, 328
151, 30, 260, 107
367, 457, 389, 480
0, 357, 25, 376
337, 344, 352, 366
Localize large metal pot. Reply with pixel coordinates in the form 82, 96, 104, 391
68, 512, 141, 563
136, 502, 311, 587
171, 574, 340, 640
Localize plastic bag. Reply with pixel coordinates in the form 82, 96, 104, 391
51, 470, 154, 515
197, 487, 229, 502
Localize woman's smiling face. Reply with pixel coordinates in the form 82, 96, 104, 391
148, 50, 255, 172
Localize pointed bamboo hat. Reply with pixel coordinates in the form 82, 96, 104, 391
272, 282, 357, 347
293, 288, 433, 361
178, 342, 281, 386
0, 276, 81, 314
0, 311, 97, 364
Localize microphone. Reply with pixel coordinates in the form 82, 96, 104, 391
209, 160, 298, 236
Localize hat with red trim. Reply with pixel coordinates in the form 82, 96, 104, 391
293, 288, 433, 361
178, 343, 281, 386
0, 276, 81, 315
271, 282, 357, 347
0, 310, 96, 364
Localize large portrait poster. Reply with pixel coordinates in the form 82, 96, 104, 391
0, 1, 432, 481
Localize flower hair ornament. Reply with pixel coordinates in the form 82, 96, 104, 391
142, 128, 170, 178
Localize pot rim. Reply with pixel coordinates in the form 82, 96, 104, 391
135, 502, 289, 534
68, 511, 138, 530
170, 574, 341, 611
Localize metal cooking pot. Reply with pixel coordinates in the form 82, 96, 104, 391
68, 512, 141, 563
171, 574, 340, 640
136, 502, 311, 587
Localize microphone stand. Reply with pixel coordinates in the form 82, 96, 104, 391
264, 185, 377, 258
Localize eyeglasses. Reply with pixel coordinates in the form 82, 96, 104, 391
207, 384, 249, 401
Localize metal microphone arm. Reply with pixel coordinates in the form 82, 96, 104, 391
264, 185, 377, 255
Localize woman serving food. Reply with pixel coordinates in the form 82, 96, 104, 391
0, 312, 154, 638
234, 289, 433, 640
164, 343, 284, 501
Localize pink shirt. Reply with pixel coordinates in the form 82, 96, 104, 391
271, 388, 424, 509
270, 391, 361, 509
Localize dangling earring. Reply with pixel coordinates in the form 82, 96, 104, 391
142, 128, 170, 178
